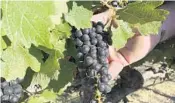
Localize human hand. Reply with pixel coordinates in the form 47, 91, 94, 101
91, 10, 162, 80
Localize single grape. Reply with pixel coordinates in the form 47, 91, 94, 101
94, 63, 102, 71
96, 25, 103, 33
75, 38, 83, 47
84, 41, 91, 46
100, 76, 108, 83
9, 95, 19, 103
107, 74, 112, 80
98, 49, 106, 56
1, 81, 9, 88
82, 34, 90, 41
100, 67, 108, 75
98, 83, 105, 92
91, 38, 98, 45
16, 78, 24, 84
77, 52, 83, 59
90, 52, 97, 59
10, 80, 18, 86
99, 56, 107, 64
96, 22, 104, 28
1, 95, 9, 101
89, 27, 96, 33
104, 84, 111, 93
98, 41, 106, 47
89, 69, 97, 77
96, 34, 103, 41
75, 30, 83, 37
82, 28, 90, 34
0, 88, 3, 97
82, 45, 90, 54
3, 86, 13, 95
90, 45, 97, 52
13, 84, 22, 94
89, 32, 96, 38
111, 1, 118, 7
90, 99, 97, 103
84, 56, 93, 66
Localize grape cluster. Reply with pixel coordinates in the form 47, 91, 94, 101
71, 22, 112, 102
1, 77, 23, 103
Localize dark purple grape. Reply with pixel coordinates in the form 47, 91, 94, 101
16, 78, 24, 84
98, 49, 106, 56
96, 22, 104, 28
3, 86, 13, 95
89, 32, 96, 38
90, 52, 97, 59
1, 95, 9, 101
89, 69, 97, 77
82, 28, 90, 34
0, 88, 3, 97
90, 45, 97, 52
107, 74, 112, 80
98, 83, 105, 92
98, 41, 106, 47
77, 52, 83, 59
99, 56, 107, 64
84, 56, 93, 66
96, 34, 103, 41
94, 63, 102, 71
111, 1, 118, 7
1, 81, 9, 88
104, 84, 111, 93
101, 76, 108, 83
10, 80, 18, 86
89, 27, 96, 33
90, 99, 97, 103
91, 38, 98, 45
9, 95, 19, 103
82, 45, 90, 54
82, 34, 90, 41
13, 84, 22, 94
75, 38, 83, 46
96, 25, 103, 33
84, 41, 91, 45
75, 30, 83, 37
100, 67, 108, 75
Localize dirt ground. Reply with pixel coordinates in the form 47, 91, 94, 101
126, 38, 175, 103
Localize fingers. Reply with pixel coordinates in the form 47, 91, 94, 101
91, 10, 112, 25
108, 61, 124, 80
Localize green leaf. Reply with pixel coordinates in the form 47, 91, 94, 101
27, 96, 44, 103
1, 44, 40, 81
40, 90, 57, 102
48, 59, 76, 94
51, 22, 71, 40
118, 1, 169, 24
40, 50, 60, 77
65, 2, 93, 29
111, 20, 134, 49
29, 45, 44, 63
26, 73, 50, 93
2, 1, 55, 48
132, 21, 162, 35
65, 39, 77, 58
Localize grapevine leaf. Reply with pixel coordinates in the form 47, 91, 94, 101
27, 96, 44, 103
26, 73, 50, 93
58, 82, 71, 95
111, 20, 134, 49
67, 1, 100, 10
65, 39, 77, 58
132, 21, 162, 35
2, 1, 56, 48
118, 1, 169, 24
48, 59, 76, 94
65, 2, 93, 29
40, 90, 57, 102
51, 1, 68, 25
40, 50, 60, 77
29, 45, 44, 63
1, 44, 40, 81
51, 22, 72, 40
